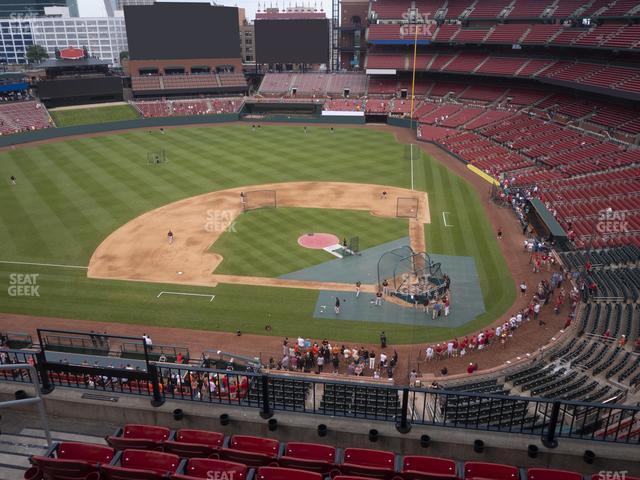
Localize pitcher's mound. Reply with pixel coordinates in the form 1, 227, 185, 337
298, 233, 340, 250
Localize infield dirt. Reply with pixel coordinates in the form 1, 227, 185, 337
88, 181, 430, 292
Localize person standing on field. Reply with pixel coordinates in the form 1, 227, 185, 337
375, 290, 383, 306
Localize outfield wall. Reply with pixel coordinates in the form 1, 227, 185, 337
0, 114, 240, 148
0, 113, 369, 147
246, 114, 365, 125
386, 116, 416, 129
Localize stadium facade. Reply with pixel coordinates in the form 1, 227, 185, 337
0, 6, 126, 65
0, 0, 67, 18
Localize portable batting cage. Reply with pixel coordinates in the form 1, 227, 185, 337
377, 246, 448, 304
147, 150, 167, 165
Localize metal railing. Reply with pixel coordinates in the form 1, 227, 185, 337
1, 349, 639, 446
0, 363, 52, 447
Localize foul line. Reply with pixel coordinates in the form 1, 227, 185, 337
442, 212, 454, 227
0, 260, 88, 269
157, 291, 215, 302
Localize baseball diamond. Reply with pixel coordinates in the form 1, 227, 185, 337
1, 2, 639, 475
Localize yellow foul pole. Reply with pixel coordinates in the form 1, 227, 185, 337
409, 17, 419, 128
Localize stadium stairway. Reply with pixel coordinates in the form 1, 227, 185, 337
0, 428, 105, 479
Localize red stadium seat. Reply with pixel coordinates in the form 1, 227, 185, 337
256, 466, 324, 480
163, 429, 224, 458
106, 424, 171, 451
278, 442, 337, 475
171, 458, 249, 480
26, 442, 115, 480
401, 455, 459, 480
340, 448, 396, 479
218, 435, 280, 466
100, 450, 180, 480
528, 469, 583, 480
465, 462, 519, 480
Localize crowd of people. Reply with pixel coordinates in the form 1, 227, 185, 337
422, 259, 581, 376
267, 335, 399, 380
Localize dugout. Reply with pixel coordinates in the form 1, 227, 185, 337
528, 198, 570, 249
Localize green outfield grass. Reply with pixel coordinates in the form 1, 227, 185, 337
213, 208, 408, 277
0, 124, 515, 343
49, 104, 140, 127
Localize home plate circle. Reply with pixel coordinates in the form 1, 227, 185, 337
298, 233, 340, 250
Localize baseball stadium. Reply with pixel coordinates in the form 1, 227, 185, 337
0, 0, 639, 478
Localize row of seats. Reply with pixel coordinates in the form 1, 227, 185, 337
27, 423, 625, 480
259, 73, 367, 97
558, 245, 640, 270
370, 0, 639, 20
412, 96, 639, 247
0, 101, 52, 135
368, 22, 640, 50
132, 98, 243, 118
131, 74, 246, 92
363, 52, 640, 95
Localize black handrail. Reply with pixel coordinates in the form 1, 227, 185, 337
1, 350, 639, 445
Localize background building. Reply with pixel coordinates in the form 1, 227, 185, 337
30, 15, 127, 66
0, 1, 67, 18
0, 19, 34, 64
0, 1, 127, 65
240, 24, 254, 64
115, 0, 152, 8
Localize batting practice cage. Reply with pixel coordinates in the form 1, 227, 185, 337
242, 189, 277, 212
377, 246, 449, 305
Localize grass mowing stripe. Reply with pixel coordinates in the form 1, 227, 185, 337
36, 142, 122, 229
80, 136, 181, 206
50, 105, 139, 127
61, 139, 156, 218
115, 133, 212, 194
8, 149, 82, 257
25, 151, 103, 254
